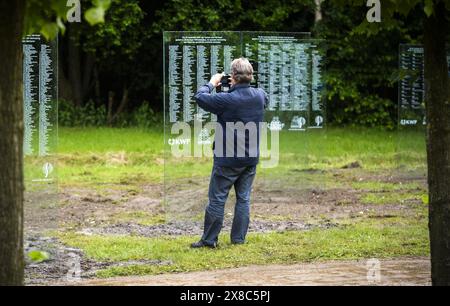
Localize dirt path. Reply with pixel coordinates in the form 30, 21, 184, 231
76, 257, 430, 286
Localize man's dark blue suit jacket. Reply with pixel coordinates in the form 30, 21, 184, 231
194, 82, 268, 168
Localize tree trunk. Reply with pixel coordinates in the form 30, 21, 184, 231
107, 87, 129, 126
107, 91, 115, 125
314, 0, 323, 23
0, 0, 25, 286
82, 52, 95, 101
93, 66, 101, 105
111, 87, 129, 123
424, 3, 450, 286
58, 43, 74, 103
68, 25, 83, 107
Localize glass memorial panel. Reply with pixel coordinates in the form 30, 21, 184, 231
242, 32, 311, 128
398, 45, 425, 128
163, 32, 327, 227
397, 44, 426, 185
396, 45, 450, 178
23, 34, 58, 231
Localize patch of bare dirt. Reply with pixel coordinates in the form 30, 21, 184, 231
252, 187, 422, 221
76, 219, 328, 238
25, 184, 164, 231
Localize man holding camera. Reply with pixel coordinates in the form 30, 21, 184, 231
191, 58, 268, 249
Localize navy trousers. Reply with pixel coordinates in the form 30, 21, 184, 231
201, 164, 257, 246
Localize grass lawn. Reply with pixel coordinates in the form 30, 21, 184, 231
56, 127, 165, 187
53, 126, 426, 187
58, 215, 429, 278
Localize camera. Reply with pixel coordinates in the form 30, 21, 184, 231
218, 74, 231, 93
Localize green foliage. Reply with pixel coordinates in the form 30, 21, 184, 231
25, 0, 111, 39
58, 99, 162, 128
59, 100, 107, 127
152, 0, 315, 32
81, 0, 144, 60
315, 2, 424, 127
25, 0, 450, 127
424, 0, 435, 16
24, 0, 68, 39
27, 251, 50, 263
319, 0, 449, 127
130, 101, 161, 129
68, 0, 146, 120
85, 0, 112, 25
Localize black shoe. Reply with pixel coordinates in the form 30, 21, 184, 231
231, 241, 245, 245
191, 240, 217, 249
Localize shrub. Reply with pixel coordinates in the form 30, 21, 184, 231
58, 99, 161, 128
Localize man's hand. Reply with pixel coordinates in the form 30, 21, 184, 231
209, 73, 223, 88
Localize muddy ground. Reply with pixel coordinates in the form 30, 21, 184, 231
78, 257, 431, 286
24, 167, 428, 285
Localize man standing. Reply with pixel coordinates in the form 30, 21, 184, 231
191, 58, 268, 248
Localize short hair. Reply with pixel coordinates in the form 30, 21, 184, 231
231, 58, 254, 84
